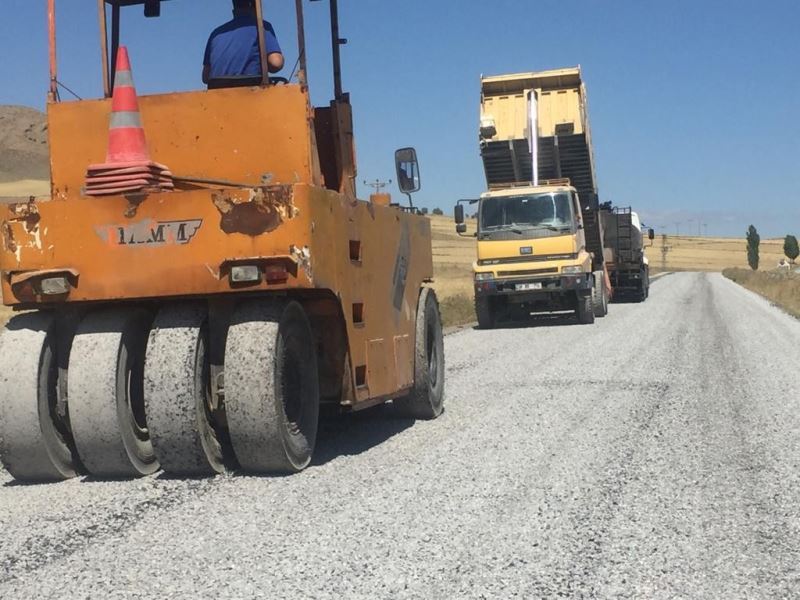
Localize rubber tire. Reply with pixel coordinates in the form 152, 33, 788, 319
640, 268, 650, 302
145, 304, 226, 475
225, 300, 320, 474
393, 288, 446, 420
576, 292, 595, 324
68, 308, 159, 477
592, 271, 608, 317
0, 312, 79, 481
475, 295, 496, 329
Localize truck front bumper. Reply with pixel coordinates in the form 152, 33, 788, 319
474, 273, 592, 297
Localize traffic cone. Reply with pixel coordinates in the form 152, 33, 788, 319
85, 46, 173, 196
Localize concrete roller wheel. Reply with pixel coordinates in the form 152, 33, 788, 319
393, 288, 446, 420
144, 303, 226, 475
0, 312, 80, 481
225, 300, 320, 474
68, 308, 159, 477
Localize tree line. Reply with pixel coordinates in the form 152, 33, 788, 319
746, 226, 798, 270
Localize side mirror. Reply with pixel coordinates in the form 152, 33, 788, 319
456, 224, 467, 234
144, 0, 161, 17
395, 147, 421, 194
648, 228, 655, 240
454, 204, 465, 224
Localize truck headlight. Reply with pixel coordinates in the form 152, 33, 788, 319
474, 272, 494, 281
562, 265, 584, 274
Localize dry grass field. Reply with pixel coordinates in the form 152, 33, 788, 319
723, 268, 800, 318
648, 234, 786, 273
0, 179, 49, 198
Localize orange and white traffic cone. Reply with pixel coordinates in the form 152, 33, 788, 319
85, 46, 173, 196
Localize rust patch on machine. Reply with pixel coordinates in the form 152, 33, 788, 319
7, 201, 41, 232
2, 221, 17, 253
2, 200, 42, 255
212, 184, 298, 236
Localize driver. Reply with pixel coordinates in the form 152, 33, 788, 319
202, 0, 285, 85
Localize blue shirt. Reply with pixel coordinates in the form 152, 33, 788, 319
203, 17, 282, 78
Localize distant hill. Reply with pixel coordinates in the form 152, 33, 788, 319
0, 105, 49, 183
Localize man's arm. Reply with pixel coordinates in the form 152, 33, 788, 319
263, 21, 284, 74
267, 53, 284, 73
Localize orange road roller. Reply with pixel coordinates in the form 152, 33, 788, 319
0, 0, 445, 481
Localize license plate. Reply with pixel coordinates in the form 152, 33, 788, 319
516, 282, 543, 291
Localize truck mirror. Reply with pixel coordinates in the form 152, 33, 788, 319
454, 204, 465, 224
456, 223, 467, 234
648, 228, 655, 240
395, 147, 421, 194
144, 0, 161, 17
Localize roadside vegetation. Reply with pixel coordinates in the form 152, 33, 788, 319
723, 268, 800, 318
746, 225, 760, 270
439, 294, 475, 328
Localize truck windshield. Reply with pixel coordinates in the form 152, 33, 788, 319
480, 192, 574, 233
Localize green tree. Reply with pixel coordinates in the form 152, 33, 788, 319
783, 235, 799, 264
746, 225, 760, 270
432, 208, 444, 216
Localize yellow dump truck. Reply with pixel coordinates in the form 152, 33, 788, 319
455, 67, 609, 327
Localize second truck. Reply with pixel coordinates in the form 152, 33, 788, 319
455, 67, 610, 328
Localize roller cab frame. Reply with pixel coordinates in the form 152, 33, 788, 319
0, 0, 444, 481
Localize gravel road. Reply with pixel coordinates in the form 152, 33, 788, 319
1, 272, 798, 598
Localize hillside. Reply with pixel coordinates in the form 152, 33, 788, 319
0, 105, 50, 183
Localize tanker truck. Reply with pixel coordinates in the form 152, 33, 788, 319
455, 67, 609, 328
602, 206, 654, 302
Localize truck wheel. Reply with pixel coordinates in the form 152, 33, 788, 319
576, 292, 595, 324
592, 271, 608, 317
225, 300, 320, 474
475, 296, 496, 329
393, 288, 445, 420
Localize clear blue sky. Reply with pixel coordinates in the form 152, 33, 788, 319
1, 0, 798, 237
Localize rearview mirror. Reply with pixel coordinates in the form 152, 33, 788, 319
454, 204, 465, 224
395, 147, 421, 194
456, 223, 467, 234
144, 0, 161, 17
648, 228, 655, 240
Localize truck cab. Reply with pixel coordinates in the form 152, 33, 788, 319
461, 183, 596, 327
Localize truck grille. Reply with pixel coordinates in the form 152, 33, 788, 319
497, 267, 558, 277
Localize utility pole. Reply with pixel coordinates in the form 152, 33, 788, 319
703, 223, 708, 237
661, 233, 672, 271
363, 178, 391, 194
